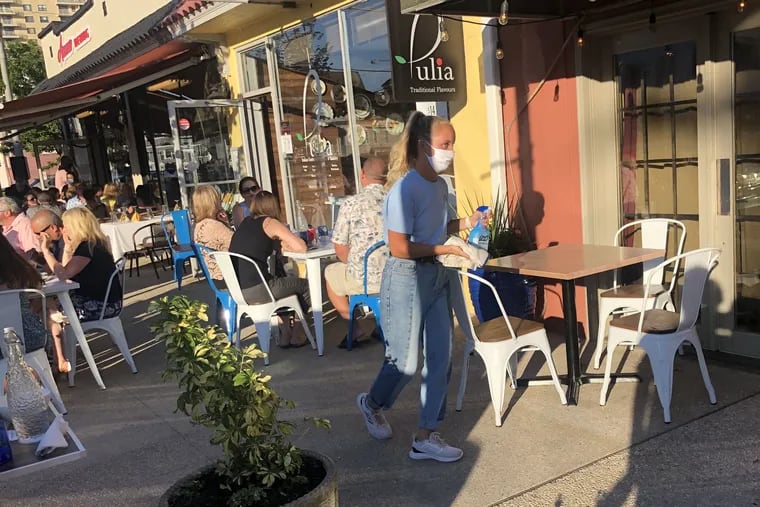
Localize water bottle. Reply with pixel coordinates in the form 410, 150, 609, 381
468, 205, 491, 253
3, 327, 49, 444
0, 420, 12, 466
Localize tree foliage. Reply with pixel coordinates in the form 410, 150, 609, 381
1, 40, 61, 152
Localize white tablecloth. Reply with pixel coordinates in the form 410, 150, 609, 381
101, 218, 163, 260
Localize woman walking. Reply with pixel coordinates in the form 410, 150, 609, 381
357, 113, 483, 462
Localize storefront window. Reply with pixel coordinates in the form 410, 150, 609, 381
344, 0, 417, 163
241, 45, 270, 91
273, 12, 354, 228
733, 29, 760, 333
616, 42, 699, 253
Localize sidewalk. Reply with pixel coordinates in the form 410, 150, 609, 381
0, 269, 758, 506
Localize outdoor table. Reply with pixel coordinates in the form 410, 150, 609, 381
282, 245, 337, 357
42, 277, 106, 390
485, 243, 665, 405
0, 402, 86, 479
101, 218, 163, 261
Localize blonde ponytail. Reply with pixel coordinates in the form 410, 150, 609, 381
385, 112, 452, 189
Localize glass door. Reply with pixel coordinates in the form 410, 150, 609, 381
167, 99, 248, 209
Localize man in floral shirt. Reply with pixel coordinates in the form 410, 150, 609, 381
325, 158, 389, 348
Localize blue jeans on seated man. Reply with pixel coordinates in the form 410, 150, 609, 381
367, 257, 453, 430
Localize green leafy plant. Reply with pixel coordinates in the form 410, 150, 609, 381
150, 296, 329, 506
464, 189, 533, 258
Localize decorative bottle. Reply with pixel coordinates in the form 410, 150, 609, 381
3, 327, 48, 444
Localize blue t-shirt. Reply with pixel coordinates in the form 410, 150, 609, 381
384, 169, 450, 245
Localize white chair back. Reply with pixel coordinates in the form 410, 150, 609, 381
98, 257, 126, 321
0, 289, 46, 357
458, 270, 519, 341
638, 248, 720, 334
209, 251, 276, 306
614, 218, 687, 286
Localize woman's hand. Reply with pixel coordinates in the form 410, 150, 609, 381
445, 244, 471, 259
468, 209, 492, 229
38, 231, 51, 250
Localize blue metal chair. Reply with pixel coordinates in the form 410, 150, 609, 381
346, 240, 386, 351
193, 244, 237, 342
161, 210, 196, 290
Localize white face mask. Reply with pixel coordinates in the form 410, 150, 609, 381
425, 142, 454, 174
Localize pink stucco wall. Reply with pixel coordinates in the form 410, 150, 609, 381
500, 19, 587, 333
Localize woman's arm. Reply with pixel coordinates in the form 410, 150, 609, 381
42, 248, 90, 280
231, 203, 246, 229
387, 230, 467, 260
264, 217, 307, 253
446, 209, 491, 234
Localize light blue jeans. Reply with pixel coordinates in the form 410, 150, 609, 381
368, 256, 453, 430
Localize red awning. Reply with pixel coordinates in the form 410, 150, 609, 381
0, 40, 206, 133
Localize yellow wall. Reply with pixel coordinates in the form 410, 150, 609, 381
450, 19, 493, 218
39, 0, 160, 77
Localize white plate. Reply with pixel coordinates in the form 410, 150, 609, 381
312, 102, 334, 121
354, 94, 372, 119
311, 79, 326, 95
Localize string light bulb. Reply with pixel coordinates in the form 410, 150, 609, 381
438, 17, 449, 42
498, 0, 509, 25
496, 38, 504, 60
738, 0, 746, 13
577, 28, 584, 47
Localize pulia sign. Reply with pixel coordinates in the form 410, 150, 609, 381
386, 0, 466, 103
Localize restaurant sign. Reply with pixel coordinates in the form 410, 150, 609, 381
57, 27, 92, 64
386, 0, 466, 103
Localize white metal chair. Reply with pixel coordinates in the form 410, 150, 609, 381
65, 257, 137, 384
593, 218, 687, 369
0, 288, 66, 415
455, 271, 566, 426
599, 248, 720, 423
210, 251, 316, 365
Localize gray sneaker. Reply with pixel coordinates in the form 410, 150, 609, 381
357, 393, 392, 440
409, 432, 463, 462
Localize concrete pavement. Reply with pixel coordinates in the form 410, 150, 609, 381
0, 267, 758, 506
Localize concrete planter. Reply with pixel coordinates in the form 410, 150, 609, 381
159, 449, 338, 507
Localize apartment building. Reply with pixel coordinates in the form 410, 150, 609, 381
0, 0, 86, 41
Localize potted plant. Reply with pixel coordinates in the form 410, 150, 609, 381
150, 296, 336, 507
464, 191, 537, 322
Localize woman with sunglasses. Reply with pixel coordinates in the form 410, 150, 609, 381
231, 176, 260, 229
23, 192, 39, 213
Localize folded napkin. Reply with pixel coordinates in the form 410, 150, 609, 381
35, 415, 70, 457
436, 236, 489, 270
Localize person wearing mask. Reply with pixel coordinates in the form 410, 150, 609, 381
54, 155, 75, 192
356, 113, 485, 463
231, 176, 260, 228
23, 192, 39, 213
0, 196, 39, 255
228, 191, 310, 348
324, 157, 389, 348
39, 207, 122, 324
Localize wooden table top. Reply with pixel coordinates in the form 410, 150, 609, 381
485, 244, 666, 281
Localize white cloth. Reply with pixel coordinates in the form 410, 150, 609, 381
100, 218, 163, 260
35, 414, 70, 457
436, 236, 489, 270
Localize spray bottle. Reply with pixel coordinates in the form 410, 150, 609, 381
467, 205, 491, 253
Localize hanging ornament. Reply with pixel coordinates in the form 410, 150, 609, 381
498, 0, 509, 25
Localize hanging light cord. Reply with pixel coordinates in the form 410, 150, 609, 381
503, 16, 584, 243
